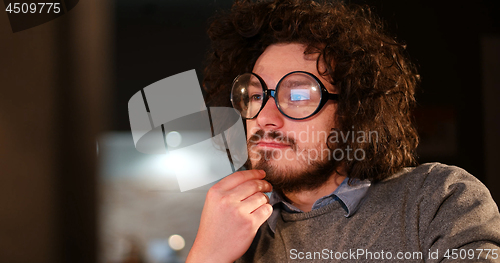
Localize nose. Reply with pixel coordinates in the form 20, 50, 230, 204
255, 95, 284, 130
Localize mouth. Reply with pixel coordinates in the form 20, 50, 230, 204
256, 141, 291, 149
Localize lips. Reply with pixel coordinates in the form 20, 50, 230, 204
256, 141, 291, 149
247, 130, 296, 151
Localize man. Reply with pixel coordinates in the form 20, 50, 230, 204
187, 0, 500, 262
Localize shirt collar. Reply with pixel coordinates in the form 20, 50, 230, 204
266, 177, 371, 233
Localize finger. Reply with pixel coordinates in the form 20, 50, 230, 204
240, 192, 270, 214
250, 203, 273, 226
230, 179, 272, 201
216, 170, 266, 191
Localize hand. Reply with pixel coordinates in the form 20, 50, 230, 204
186, 170, 273, 263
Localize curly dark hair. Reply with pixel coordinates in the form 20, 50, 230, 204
203, 0, 419, 182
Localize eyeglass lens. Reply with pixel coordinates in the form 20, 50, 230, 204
231, 72, 323, 119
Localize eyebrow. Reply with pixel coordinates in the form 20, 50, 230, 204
249, 80, 261, 88
282, 80, 312, 87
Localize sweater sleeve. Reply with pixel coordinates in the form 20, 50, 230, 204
419, 164, 500, 262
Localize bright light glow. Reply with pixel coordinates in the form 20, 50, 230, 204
164, 152, 189, 173
168, 234, 185, 251
166, 131, 182, 147
311, 87, 317, 91
241, 88, 245, 93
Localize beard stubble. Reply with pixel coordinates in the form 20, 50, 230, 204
246, 129, 339, 194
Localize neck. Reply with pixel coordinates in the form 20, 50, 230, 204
283, 170, 346, 212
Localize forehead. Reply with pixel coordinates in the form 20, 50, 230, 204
253, 43, 318, 75
252, 43, 333, 91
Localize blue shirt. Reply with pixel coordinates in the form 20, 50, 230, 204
266, 177, 371, 233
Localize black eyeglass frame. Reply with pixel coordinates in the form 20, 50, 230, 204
231, 71, 339, 120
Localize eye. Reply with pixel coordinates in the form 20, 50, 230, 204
250, 94, 262, 101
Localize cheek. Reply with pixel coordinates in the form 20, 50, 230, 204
288, 125, 326, 147
295, 116, 336, 147
246, 120, 257, 139
321, 102, 338, 128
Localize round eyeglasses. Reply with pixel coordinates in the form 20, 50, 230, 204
230, 71, 339, 120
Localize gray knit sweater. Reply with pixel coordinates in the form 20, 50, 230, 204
236, 163, 500, 262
